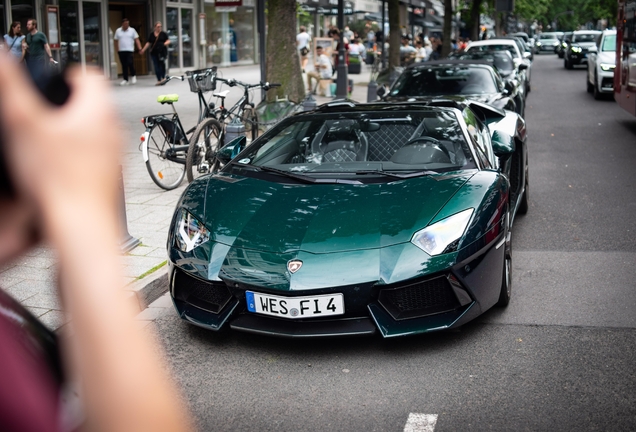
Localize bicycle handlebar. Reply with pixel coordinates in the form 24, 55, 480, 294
158, 75, 185, 85
215, 77, 281, 91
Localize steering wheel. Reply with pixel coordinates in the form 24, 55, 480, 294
403, 137, 451, 159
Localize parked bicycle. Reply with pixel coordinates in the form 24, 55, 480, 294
185, 78, 280, 183
140, 67, 218, 190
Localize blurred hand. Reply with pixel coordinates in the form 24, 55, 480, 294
0, 58, 121, 226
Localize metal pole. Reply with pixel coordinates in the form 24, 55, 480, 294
257, 0, 267, 100
381, 0, 386, 70
119, 166, 140, 253
336, 0, 348, 98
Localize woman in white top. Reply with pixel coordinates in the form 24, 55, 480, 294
3, 21, 25, 61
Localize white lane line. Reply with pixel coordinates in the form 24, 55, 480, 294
403, 413, 438, 432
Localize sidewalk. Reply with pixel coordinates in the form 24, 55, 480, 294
0, 62, 374, 330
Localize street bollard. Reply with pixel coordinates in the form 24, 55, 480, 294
225, 116, 246, 144
119, 166, 140, 253
367, 80, 378, 102
303, 93, 317, 111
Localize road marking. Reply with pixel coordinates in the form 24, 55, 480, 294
404, 413, 438, 432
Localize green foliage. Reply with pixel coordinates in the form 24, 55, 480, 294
514, 0, 617, 30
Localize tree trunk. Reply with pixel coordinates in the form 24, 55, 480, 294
469, 0, 482, 41
388, 0, 400, 72
441, 0, 453, 58
266, 0, 305, 103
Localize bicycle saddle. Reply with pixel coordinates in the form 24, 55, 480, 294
157, 94, 179, 104
213, 90, 230, 98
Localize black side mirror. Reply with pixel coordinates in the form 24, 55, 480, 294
217, 136, 247, 165
377, 85, 387, 98
518, 63, 529, 71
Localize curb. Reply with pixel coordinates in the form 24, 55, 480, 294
125, 267, 169, 313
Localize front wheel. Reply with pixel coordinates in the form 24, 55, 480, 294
144, 124, 186, 190
593, 74, 603, 100
497, 212, 512, 307
186, 118, 223, 183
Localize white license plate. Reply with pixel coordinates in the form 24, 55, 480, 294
246, 291, 344, 319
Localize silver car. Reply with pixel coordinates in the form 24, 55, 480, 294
587, 30, 617, 99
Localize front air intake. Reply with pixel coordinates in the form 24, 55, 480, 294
173, 269, 232, 314
378, 275, 461, 320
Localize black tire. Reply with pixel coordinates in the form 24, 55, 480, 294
593, 74, 602, 100
497, 212, 512, 307
565, 58, 573, 70
587, 73, 594, 93
518, 180, 529, 215
144, 124, 186, 190
186, 118, 223, 183
241, 106, 258, 143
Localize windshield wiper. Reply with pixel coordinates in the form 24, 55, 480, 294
354, 170, 437, 179
231, 162, 362, 184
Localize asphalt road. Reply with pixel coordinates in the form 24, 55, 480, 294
153, 55, 636, 431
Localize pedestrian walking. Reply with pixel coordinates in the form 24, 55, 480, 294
114, 18, 142, 86
3, 21, 25, 61
296, 26, 311, 73
140, 22, 170, 85
23, 19, 55, 91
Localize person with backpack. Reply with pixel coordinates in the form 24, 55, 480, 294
3, 21, 25, 61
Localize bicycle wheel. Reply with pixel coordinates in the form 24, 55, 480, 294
186, 117, 223, 183
241, 106, 258, 143
144, 124, 186, 190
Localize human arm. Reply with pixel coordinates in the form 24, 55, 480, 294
0, 56, 193, 432
135, 37, 142, 52
44, 43, 54, 62
139, 41, 150, 55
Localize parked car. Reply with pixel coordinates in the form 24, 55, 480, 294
564, 30, 601, 69
587, 30, 617, 99
510, 32, 533, 52
384, 59, 522, 115
450, 51, 527, 116
167, 100, 529, 338
535, 32, 561, 54
494, 36, 534, 62
466, 39, 531, 93
556, 32, 571, 58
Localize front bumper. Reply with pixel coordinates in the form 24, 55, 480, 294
596, 69, 615, 94
169, 235, 505, 338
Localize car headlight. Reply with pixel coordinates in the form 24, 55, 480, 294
174, 209, 210, 253
536, 42, 542, 46
600, 63, 615, 71
561, 42, 567, 48
411, 209, 474, 256
571, 46, 582, 53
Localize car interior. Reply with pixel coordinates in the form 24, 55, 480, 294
247, 115, 474, 171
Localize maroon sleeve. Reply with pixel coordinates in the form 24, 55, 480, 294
0, 314, 60, 432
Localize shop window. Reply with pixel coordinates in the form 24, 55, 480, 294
11, 0, 35, 28
60, 0, 80, 67
204, 4, 255, 66
83, 2, 101, 67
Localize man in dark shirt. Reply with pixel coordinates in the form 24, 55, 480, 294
24, 18, 55, 90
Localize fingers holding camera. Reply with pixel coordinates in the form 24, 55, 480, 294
0, 59, 122, 224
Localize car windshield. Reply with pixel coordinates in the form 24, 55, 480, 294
457, 52, 514, 74
540, 34, 557, 40
602, 34, 616, 52
573, 34, 597, 43
467, 44, 519, 59
390, 66, 498, 96
232, 111, 476, 177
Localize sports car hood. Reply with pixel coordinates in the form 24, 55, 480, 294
184, 172, 474, 254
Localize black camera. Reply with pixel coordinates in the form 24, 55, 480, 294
0, 70, 70, 197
